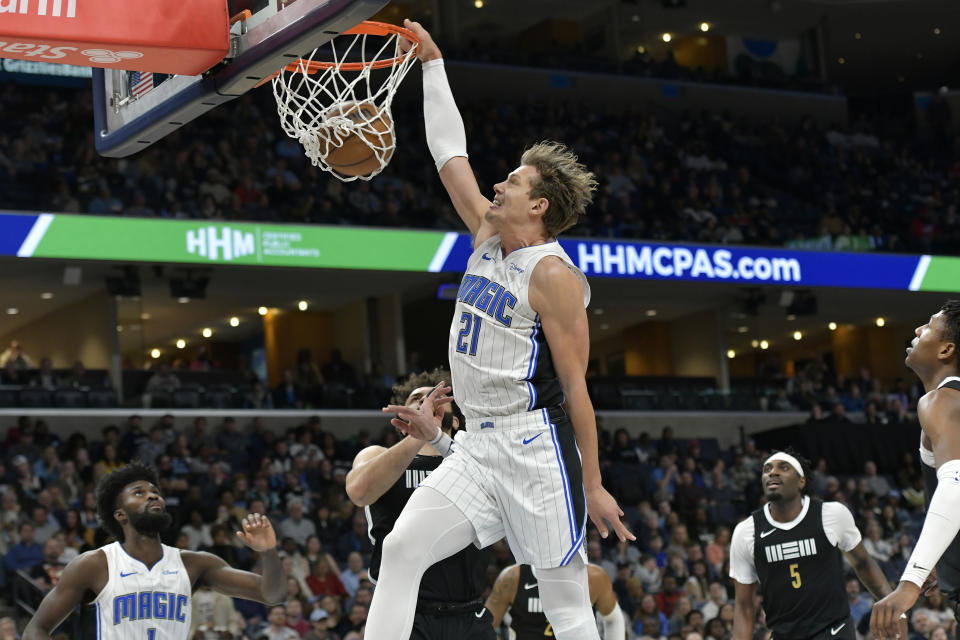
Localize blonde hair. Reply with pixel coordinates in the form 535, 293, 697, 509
520, 141, 597, 237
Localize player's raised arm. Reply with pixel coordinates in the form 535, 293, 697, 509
23, 550, 105, 640
186, 513, 285, 605
401, 19, 495, 246
346, 442, 418, 507
484, 564, 520, 628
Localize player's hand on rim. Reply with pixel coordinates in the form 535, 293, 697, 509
585, 485, 635, 542
399, 18, 442, 62
382, 382, 453, 441
236, 512, 277, 552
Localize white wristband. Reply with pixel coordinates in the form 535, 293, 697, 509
428, 428, 455, 458
600, 602, 625, 640
901, 459, 960, 586
422, 58, 468, 171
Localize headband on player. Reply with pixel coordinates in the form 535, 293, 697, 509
764, 452, 804, 477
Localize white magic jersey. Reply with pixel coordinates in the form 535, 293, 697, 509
93, 541, 193, 640
449, 235, 590, 422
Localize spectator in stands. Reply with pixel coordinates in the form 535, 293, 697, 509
259, 604, 300, 640
0, 617, 17, 640
336, 511, 372, 561
4, 522, 43, 574
11, 454, 41, 503
305, 556, 347, 598
285, 598, 311, 636
700, 581, 728, 621
321, 349, 356, 390
336, 603, 367, 638
278, 497, 316, 547
28, 357, 57, 390
0, 341, 32, 369
29, 504, 60, 544
273, 369, 304, 409
863, 460, 891, 497
1, 360, 26, 385
93, 443, 122, 481
846, 576, 874, 628
145, 362, 181, 395
32, 445, 60, 485
338, 551, 367, 598
136, 425, 168, 466
305, 608, 334, 640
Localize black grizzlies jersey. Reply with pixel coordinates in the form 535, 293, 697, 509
367, 454, 488, 602
510, 565, 553, 639
922, 378, 960, 602
752, 499, 848, 639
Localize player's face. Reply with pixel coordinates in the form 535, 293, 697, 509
118, 480, 172, 535
906, 311, 951, 370
487, 165, 543, 229
761, 460, 804, 502
405, 385, 453, 431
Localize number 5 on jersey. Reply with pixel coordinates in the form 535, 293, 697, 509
456, 312, 482, 356
789, 563, 801, 589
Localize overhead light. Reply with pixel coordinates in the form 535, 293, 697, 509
751, 339, 760, 348
117, 325, 123, 332
176, 339, 186, 349
40, 292, 53, 300
5, 308, 17, 315
229, 317, 240, 327
934, 27, 941, 35
875, 317, 885, 327
793, 331, 802, 341
258, 306, 268, 316
662, 32, 672, 42
726, 350, 736, 359
737, 326, 749, 333
297, 300, 309, 311
636, 44, 646, 53
150, 348, 161, 359
141, 312, 151, 320
700, 22, 710, 32
760, 340, 769, 350
854, 32, 862, 40
474, 0, 483, 7
202, 328, 213, 338
177, 297, 190, 304
828, 322, 838, 331
645, 309, 658, 317
838, 57, 846, 64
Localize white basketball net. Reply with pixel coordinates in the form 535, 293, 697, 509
271, 27, 419, 182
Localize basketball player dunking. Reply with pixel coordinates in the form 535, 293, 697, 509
873, 301, 960, 640
346, 368, 495, 640
364, 19, 633, 640
23, 462, 285, 640
731, 449, 897, 640
484, 562, 625, 639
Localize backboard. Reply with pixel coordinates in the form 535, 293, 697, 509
92, 0, 386, 157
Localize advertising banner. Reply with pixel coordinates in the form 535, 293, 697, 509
1, 212, 958, 292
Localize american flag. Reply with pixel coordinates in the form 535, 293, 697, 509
130, 71, 154, 98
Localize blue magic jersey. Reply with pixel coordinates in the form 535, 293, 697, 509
93, 541, 192, 640
449, 235, 590, 421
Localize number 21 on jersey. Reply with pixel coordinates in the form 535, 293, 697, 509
456, 312, 482, 356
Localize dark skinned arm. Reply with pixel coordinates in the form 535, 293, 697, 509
484, 565, 519, 628
23, 550, 104, 640
731, 580, 757, 640
844, 542, 893, 599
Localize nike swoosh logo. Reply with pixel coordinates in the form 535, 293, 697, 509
831, 623, 846, 635
481, 253, 493, 260
163, 570, 178, 575
759, 529, 776, 538
912, 562, 928, 570
524, 582, 537, 590
475, 609, 485, 618
522, 433, 543, 445
120, 571, 137, 578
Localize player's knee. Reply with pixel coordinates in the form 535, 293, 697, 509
381, 527, 426, 568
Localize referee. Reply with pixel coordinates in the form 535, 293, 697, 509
730, 449, 900, 640
345, 368, 495, 640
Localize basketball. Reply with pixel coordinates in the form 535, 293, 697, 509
320, 100, 394, 178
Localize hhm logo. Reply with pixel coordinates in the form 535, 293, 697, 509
186, 226, 255, 261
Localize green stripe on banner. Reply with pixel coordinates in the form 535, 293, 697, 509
919, 256, 960, 292
30, 215, 447, 271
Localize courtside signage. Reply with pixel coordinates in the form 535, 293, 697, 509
0, 212, 957, 292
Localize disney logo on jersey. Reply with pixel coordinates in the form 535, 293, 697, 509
509, 263, 524, 274
456, 274, 516, 327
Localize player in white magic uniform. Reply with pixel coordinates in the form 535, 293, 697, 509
364, 19, 633, 640
23, 462, 285, 640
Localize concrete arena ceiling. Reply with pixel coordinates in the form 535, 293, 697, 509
0, 255, 942, 359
